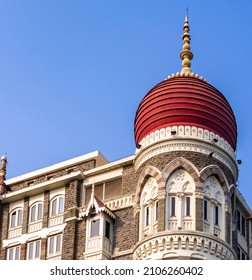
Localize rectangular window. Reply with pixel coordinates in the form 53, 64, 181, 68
171, 197, 176, 217
35, 241, 40, 259
27, 240, 41, 260
155, 201, 158, 221
49, 237, 54, 255
185, 197, 191, 216
28, 242, 33, 259
48, 234, 62, 256
17, 210, 22, 226
237, 210, 241, 231
37, 204, 43, 220
30, 205, 36, 222
237, 210, 246, 237
59, 197, 64, 214
204, 200, 208, 220
7, 246, 20, 260
56, 235, 62, 253
8, 248, 14, 260
105, 221, 110, 239
90, 219, 100, 237
237, 247, 241, 260
51, 199, 57, 216
215, 205, 219, 225
11, 212, 16, 228
145, 206, 150, 226
241, 215, 245, 236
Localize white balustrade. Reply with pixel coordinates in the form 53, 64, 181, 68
8, 227, 22, 239
133, 231, 236, 260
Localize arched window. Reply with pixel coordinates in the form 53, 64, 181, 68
29, 202, 43, 223
9, 208, 23, 228
166, 169, 195, 231
50, 196, 64, 217
203, 176, 225, 239
139, 177, 158, 239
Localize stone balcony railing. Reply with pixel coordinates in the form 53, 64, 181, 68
48, 215, 64, 227
86, 236, 112, 253
79, 195, 133, 215
28, 221, 42, 233
133, 230, 236, 260
8, 226, 22, 239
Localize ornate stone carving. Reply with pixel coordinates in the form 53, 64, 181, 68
134, 138, 237, 180
224, 204, 232, 214
194, 191, 204, 199
141, 177, 158, 204
133, 231, 236, 260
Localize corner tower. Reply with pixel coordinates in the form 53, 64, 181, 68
133, 16, 238, 260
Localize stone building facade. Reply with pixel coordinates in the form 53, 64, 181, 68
0, 16, 251, 260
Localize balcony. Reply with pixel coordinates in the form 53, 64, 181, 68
48, 214, 64, 227
28, 221, 42, 233
133, 230, 236, 260
84, 236, 112, 260
8, 226, 22, 239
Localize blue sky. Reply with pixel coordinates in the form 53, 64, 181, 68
0, 0, 251, 208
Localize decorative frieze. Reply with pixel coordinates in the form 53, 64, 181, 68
135, 138, 237, 180
194, 191, 204, 199
224, 204, 232, 214
133, 230, 236, 260
136, 126, 235, 159
104, 195, 133, 211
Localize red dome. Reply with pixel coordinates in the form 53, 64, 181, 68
134, 76, 237, 150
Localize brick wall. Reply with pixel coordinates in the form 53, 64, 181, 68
61, 179, 81, 259
10, 159, 96, 192
138, 151, 235, 185
0, 203, 8, 260
74, 219, 86, 260
62, 219, 77, 259
122, 164, 139, 196
113, 207, 136, 254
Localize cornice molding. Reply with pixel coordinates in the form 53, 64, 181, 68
135, 136, 237, 180
136, 125, 235, 159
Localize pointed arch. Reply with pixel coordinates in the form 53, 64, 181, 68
200, 165, 229, 193
166, 168, 196, 231
201, 166, 228, 241
161, 157, 200, 188
135, 165, 162, 204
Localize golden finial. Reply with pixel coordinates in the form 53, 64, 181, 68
180, 14, 193, 75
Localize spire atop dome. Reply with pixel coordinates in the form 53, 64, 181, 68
180, 15, 193, 75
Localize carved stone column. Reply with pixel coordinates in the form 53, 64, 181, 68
177, 192, 184, 229
195, 191, 204, 231
157, 190, 166, 232
225, 204, 232, 244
